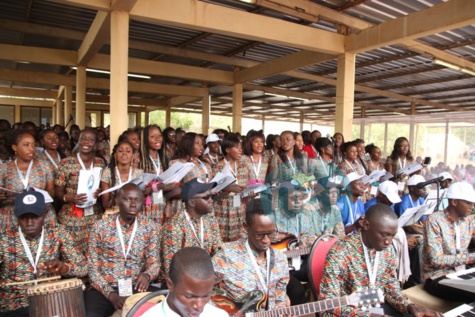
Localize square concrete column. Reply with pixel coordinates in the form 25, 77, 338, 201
232, 83, 243, 134
335, 53, 356, 140
75, 66, 86, 129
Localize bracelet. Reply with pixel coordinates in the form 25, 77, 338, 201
63, 194, 68, 203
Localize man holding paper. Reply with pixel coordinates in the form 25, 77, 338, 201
395, 175, 427, 235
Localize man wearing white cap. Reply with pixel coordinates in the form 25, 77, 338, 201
395, 175, 427, 235
423, 182, 475, 302
336, 172, 366, 235
364, 180, 401, 212
202, 134, 222, 168
437, 172, 453, 210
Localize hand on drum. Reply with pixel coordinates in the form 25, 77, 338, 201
134, 273, 150, 293
109, 292, 127, 310
37, 259, 69, 275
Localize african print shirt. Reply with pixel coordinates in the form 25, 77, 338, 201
86, 216, 161, 297
101, 167, 144, 188
212, 239, 289, 310
0, 225, 87, 312
308, 157, 335, 182
365, 159, 384, 175
241, 154, 268, 185
319, 233, 411, 317
301, 201, 345, 244
338, 159, 365, 176
273, 204, 308, 240
161, 211, 222, 279
423, 211, 475, 279
269, 153, 309, 183
37, 150, 62, 173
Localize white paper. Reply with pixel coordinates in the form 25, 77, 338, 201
210, 172, 236, 194
98, 183, 123, 196
370, 186, 378, 196
130, 173, 157, 190
398, 205, 430, 227
77, 167, 102, 208
291, 256, 302, 271
233, 194, 241, 207
31, 187, 54, 203
380, 172, 394, 182
157, 162, 194, 184
397, 162, 423, 175
423, 189, 445, 215
362, 170, 386, 185
241, 184, 267, 198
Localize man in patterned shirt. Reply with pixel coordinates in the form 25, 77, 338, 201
85, 183, 161, 317
212, 198, 290, 311
0, 189, 87, 317
319, 203, 441, 317
161, 178, 221, 280
423, 182, 475, 302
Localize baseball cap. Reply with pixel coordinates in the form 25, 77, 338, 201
14, 189, 46, 217
446, 182, 475, 203
407, 175, 425, 186
343, 172, 364, 190
378, 181, 401, 204
439, 172, 453, 182
205, 134, 221, 144
181, 178, 217, 201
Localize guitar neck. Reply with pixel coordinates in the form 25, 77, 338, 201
284, 246, 311, 258
246, 296, 349, 317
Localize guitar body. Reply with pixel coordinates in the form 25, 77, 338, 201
212, 290, 266, 317
271, 235, 298, 251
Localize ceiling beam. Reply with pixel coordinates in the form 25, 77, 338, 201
0, 97, 54, 107
77, 11, 110, 66
0, 87, 57, 99
130, 0, 345, 54
346, 0, 475, 53
47, 0, 109, 11
235, 50, 335, 83
0, 44, 76, 66
110, 0, 138, 11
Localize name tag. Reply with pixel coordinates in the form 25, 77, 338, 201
152, 191, 164, 204
84, 207, 94, 217
118, 278, 133, 297
370, 186, 378, 196
397, 182, 405, 191
233, 195, 241, 207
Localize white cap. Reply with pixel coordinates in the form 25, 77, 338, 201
343, 172, 364, 190
439, 172, 453, 181
378, 181, 401, 204
447, 182, 475, 203
206, 134, 220, 144
407, 175, 425, 186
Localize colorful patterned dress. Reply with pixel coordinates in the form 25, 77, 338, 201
338, 159, 365, 176
309, 157, 336, 181
142, 158, 166, 224
96, 140, 110, 163
269, 152, 309, 183
54, 156, 105, 253
163, 144, 176, 170
213, 159, 249, 242
37, 150, 61, 176
241, 154, 268, 185
0, 159, 56, 230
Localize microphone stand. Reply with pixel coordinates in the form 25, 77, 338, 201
64, 115, 74, 129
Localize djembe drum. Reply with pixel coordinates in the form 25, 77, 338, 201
28, 278, 85, 317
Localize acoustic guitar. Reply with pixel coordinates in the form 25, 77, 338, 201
212, 287, 384, 317
271, 236, 312, 259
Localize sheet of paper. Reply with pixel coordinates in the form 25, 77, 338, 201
98, 183, 123, 196
397, 162, 423, 175
362, 169, 386, 185
210, 172, 236, 194
398, 204, 430, 227
31, 187, 54, 203
423, 189, 444, 215
77, 167, 102, 208
241, 184, 267, 198
380, 172, 394, 182
157, 162, 194, 184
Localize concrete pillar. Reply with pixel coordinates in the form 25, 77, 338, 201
334, 53, 356, 140
144, 110, 149, 126
299, 111, 304, 132
64, 85, 73, 128
14, 105, 21, 123
202, 86, 210, 135
75, 66, 86, 129
165, 105, 171, 127
56, 98, 63, 126
110, 10, 130, 149
232, 83, 243, 133
261, 114, 265, 134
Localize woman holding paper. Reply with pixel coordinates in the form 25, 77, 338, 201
385, 137, 415, 187
0, 129, 56, 230
100, 140, 143, 212
337, 141, 365, 176
213, 133, 248, 242
365, 143, 384, 175
55, 128, 106, 253
242, 131, 268, 185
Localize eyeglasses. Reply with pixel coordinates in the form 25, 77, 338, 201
249, 229, 278, 240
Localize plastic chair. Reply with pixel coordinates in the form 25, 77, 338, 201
307, 234, 339, 299
125, 289, 169, 317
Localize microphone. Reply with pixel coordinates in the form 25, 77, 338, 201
416, 176, 443, 189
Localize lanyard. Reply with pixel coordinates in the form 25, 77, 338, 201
362, 234, 380, 288
454, 222, 461, 252
250, 155, 262, 180
116, 216, 138, 261
184, 211, 204, 247
77, 153, 93, 170
319, 157, 329, 176
149, 154, 161, 176
285, 155, 296, 175
44, 151, 60, 169
311, 145, 318, 156
208, 154, 218, 165
398, 157, 406, 169
15, 159, 33, 190
18, 227, 44, 274
115, 167, 132, 185
345, 159, 357, 172
346, 195, 358, 225
245, 240, 270, 294
197, 159, 209, 182
223, 158, 237, 178
409, 197, 420, 208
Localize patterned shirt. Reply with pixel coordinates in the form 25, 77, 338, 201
423, 211, 475, 279
0, 225, 87, 312
365, 159, 384, 175
338, 159, 365, 176
301, 201, 345, 244
319, 233, 411, 317
309, 157, 334, 182
273, 204, 308, 239
241, 154, 268, 185
161, 211, 222, 279
86, 216, 161, 297
269, 153, 309, 183
212, 239, 289, 309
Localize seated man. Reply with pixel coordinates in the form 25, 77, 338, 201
85, 183, 161, 317
0, 189, 87, 317
141, 247, 228, 317
364, 180, 401, 212
423, 182, 475, 302
319, 203, 441, 317
437, 172, 453, 210
395, 175, 427, 235
212, 198, 290, 311
337, 172, 366, 235
161, 178, 222, 280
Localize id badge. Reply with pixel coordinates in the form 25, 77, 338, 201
152, 191, 164, 204
397, 182, 405, 192
84, 206, 94, 216
118, 278, 133, 297
370, 186, 378, 196
233, 195, 241, 207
